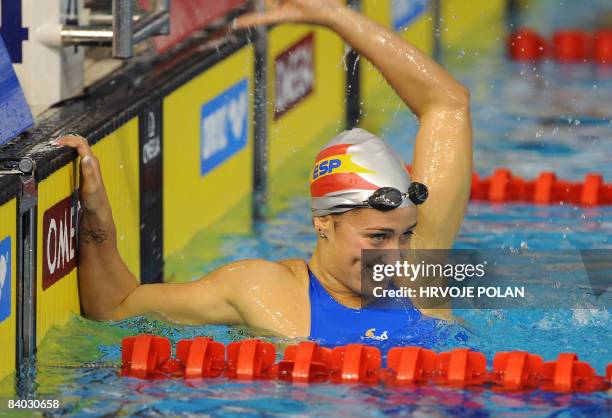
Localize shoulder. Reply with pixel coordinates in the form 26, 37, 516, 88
215, 258, 310, 322
209, 258, 307, 288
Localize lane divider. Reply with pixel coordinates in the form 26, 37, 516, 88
508, 28, 612, 63
120, 335, 611, 392
405, 166, 612, 206
471, 169, 612, 205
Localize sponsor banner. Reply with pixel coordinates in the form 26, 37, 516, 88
200, 78, 249, 176
267, 25, 344, 177
142, 109, 161, 166
391, 0, 428, 31
361, 249, 612, 309
274, 33, 315, 119
0, 236, 10, 322
139, 102, 163, 284
0, 34, 33, 145
0, 198, 15, 379
42, 194, 79, 290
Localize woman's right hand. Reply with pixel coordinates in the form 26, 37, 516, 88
234, 0, 345, 29
53, 135, 110, 214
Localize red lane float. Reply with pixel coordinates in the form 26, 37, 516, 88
540, 353, 608, 392
278, 341, 332, 383
508, 28, 612, 64
225, 339, 277, 380
490, 351, 543, 391
553, 30, 591, 62
594, 30, 612, 64
434, 348, 488, 387
330, 344, 381, 384
385, 346, 436, 385
120, 336, 611, 392
405, 165, 611, 206
176, 336, 225, 378
508, 29, 547, 61
470, 169, 612, 206
121, 334, 173, 379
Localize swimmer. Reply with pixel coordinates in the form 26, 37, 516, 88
55, 0, 471, 343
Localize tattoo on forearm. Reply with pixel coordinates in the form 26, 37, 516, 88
81, 227, 108, 244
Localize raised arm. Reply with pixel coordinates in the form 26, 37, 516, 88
238, 0, 472, 248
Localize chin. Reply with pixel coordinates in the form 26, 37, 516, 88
350, 275, 368, 296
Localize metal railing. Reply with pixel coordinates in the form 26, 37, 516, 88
43, 0, 170, 59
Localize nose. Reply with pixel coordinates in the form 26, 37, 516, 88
380, 246, 402, 267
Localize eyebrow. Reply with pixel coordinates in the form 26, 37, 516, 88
364, 222, 418, 233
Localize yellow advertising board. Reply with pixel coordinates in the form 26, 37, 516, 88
440, 0, 506, 52
163, 46, 255, 259
0, 199, 17, 381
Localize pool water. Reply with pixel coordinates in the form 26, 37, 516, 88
3, 1, 612, 416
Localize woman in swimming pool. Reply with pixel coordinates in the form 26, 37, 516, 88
56, 0, 471, 344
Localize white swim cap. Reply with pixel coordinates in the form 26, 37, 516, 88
310, 128, 425, 216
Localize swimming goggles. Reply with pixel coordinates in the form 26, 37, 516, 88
334, 182, 428, 211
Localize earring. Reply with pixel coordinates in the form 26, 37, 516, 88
318, 229, 326, 238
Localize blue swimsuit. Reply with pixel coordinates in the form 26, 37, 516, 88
307, 267, 440, 346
